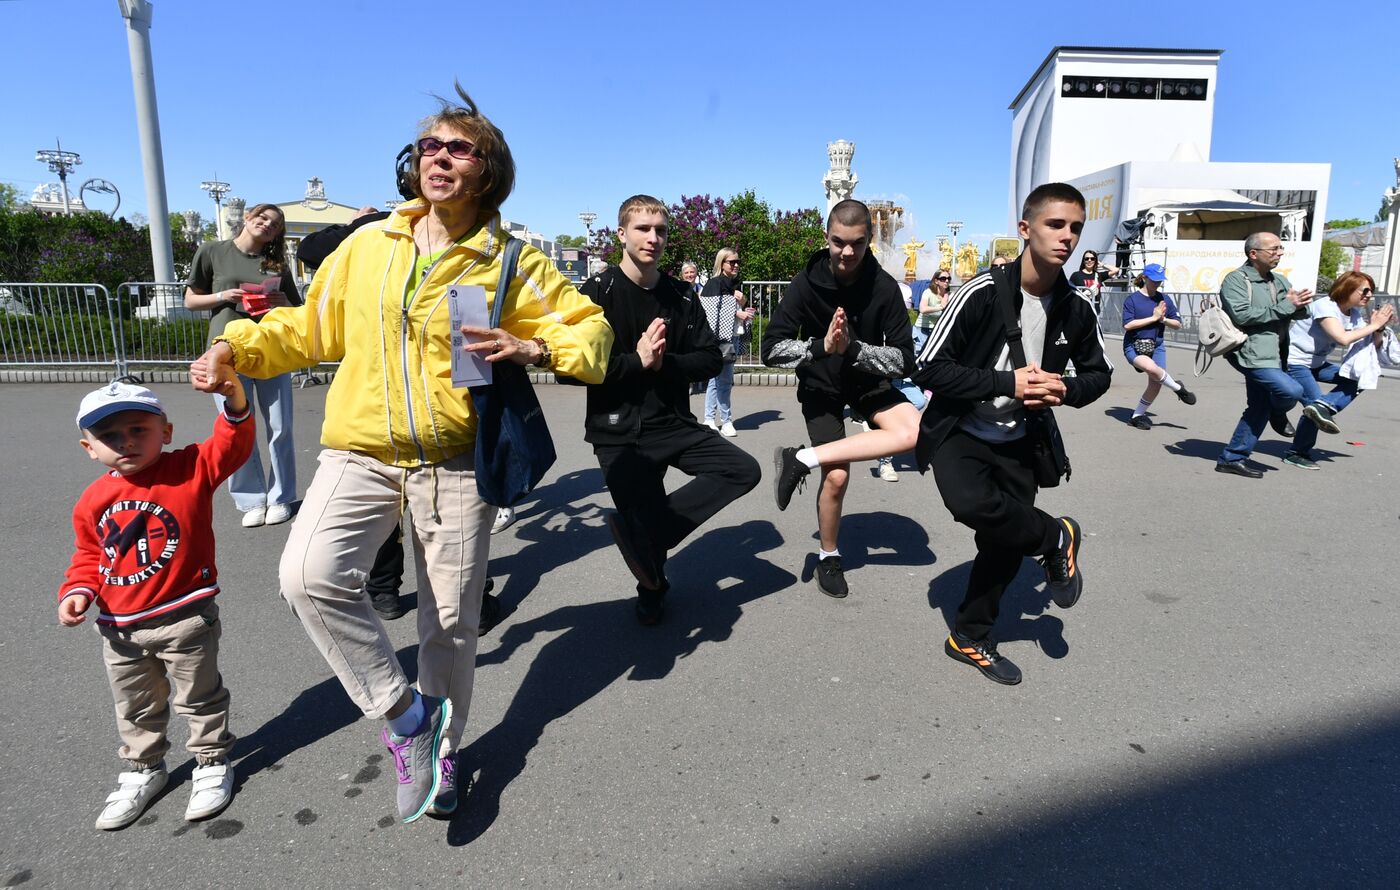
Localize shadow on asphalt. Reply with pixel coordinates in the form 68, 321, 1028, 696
448, 519, 794, 846
782, 705, 1400, 887
732, 408, 782, 431
806, 510, 935, 573
1103, 405, 1190, 430
230, 645, 420, 789
925, 559, 1066, 659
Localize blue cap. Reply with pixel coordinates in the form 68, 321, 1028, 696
1142, 263, 1167, 282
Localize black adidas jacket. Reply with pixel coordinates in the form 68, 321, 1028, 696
911, 258, 1112, 468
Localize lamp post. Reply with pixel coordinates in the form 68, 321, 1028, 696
578, 210, 597, 240
35, 140, 81, 215
200, 178, 231, 240
946, 220, 964, 283
117, 0, 175, 280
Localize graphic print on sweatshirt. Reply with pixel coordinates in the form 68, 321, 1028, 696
97, 499, 182, 587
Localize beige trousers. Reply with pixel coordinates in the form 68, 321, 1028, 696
98, 601, 232, 769
279, 449, 492, 754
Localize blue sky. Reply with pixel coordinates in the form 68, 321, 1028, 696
3, 0, 1397, 254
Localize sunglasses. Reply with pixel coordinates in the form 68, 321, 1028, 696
417, 137, 480, 160
1361, 287, 1374, 296
935, 276, 950, 282
1083, 256, 1097, 261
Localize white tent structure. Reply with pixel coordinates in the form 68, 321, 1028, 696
1325, 221, 1388, 285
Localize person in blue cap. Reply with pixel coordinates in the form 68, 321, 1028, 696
1121, 263, 1196, 429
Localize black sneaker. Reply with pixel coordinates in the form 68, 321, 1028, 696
1269, 413, 1295, 437
1041, 516, 1083, 609
371, 590, 406, 620
815, 555, 849, 598
1175, 385, 1197, 405
635, 586, 666, 626
1130, 414, 1152, 430
607, 511, 662, 590
944, 632, 1022, 685
480, 591, 503, 634
772, 446, 811, 511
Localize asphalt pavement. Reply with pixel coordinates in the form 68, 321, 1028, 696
2, 356, 1397, 888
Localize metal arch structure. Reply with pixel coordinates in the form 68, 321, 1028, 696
79, 178, 122, 218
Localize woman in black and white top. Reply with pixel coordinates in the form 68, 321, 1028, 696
699, 248, 754, 436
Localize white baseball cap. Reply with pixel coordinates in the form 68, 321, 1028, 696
77, 382, 165, 429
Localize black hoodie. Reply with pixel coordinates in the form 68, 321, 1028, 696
760, 247, 914, 398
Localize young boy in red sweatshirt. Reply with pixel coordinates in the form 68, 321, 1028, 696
58, 380, 254, 829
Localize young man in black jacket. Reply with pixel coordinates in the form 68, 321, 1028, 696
913, 182, 1112, 685
581, 195, 761, 625
763, 200, 920, 599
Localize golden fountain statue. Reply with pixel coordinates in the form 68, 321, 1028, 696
901, 239, 925, 282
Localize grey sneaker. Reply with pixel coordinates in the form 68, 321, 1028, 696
381, 695, 452, 824
1283, 452, 1320, 470
1302, 403, 1340, 435
427, 754, 458, 818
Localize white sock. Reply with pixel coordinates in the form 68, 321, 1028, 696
1133, 398, 1152, 417
386, 691, 425, 738
818, 548, 840, 560
795, 447, 820, 469
1158, 371, 1182, 392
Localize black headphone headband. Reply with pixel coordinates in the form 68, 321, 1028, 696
394, 143, 415, 201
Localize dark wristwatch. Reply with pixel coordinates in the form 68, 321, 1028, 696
531, 337, 552, 369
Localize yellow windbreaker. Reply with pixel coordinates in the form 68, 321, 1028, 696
218, 204, 613, 467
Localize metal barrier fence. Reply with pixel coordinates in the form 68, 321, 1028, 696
118, 282, 211, 378
0, 282, 119, 370
736, 280, 789, 367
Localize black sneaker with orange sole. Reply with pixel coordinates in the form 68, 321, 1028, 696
1041, 516, 1083, 609
945, 631, 1022, 685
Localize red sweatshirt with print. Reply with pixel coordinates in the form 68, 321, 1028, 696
58, 410, 255, 627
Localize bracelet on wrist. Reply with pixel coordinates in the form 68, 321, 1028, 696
531, 337, 552, 369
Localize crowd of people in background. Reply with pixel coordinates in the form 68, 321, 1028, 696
52, 83, 1398, 837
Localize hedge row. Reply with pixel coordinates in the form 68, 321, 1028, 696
0, 313, 210, 362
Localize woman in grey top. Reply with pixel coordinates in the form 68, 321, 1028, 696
183, 202, 301, 527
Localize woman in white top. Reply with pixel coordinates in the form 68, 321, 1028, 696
1282, 271, 1394, 469
913, 270, 952, 354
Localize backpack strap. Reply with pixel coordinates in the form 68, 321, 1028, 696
489, 235, 524, 329
991, 266, 1027, 368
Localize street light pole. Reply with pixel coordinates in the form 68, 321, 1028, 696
117, 0, 175, 281
578, 210, 597, 240
35, 140, 82, 215
946, 220, 964, 283
200, 178, 231, 240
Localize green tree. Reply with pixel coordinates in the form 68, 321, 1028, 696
1325, 217, 1369, 231
1317, 239, 1347, 291
0, 182, 23, 213
554, 234, 588, 248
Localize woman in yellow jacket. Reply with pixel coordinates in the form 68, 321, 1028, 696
191, 87, 612, 824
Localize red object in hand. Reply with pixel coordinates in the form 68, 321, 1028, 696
240, 277, 281, 317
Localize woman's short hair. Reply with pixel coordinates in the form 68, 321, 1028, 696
242, 202, 288, 275
407, 82, 515, 216
712, 247, 738, 277
680, 261, 698, 275
1329, 270, 1376, 303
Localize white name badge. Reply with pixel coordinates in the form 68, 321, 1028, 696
448, 285, 492, 388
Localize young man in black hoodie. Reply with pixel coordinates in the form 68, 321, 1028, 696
582, 195, 761, 625
763, 200, 920, 599
913, 182, 1111, 686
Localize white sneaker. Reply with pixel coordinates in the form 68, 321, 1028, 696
719, 422, 738, 438
704, 418, 719, 431
185, 762, 235, 821
491, 506, 516, 535
95, 766, 167, 830
878, 460, 899, 482
240, 507, 266, 528
264, 503, 293, 525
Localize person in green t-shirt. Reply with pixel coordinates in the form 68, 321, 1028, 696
183, 202, 301, 526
